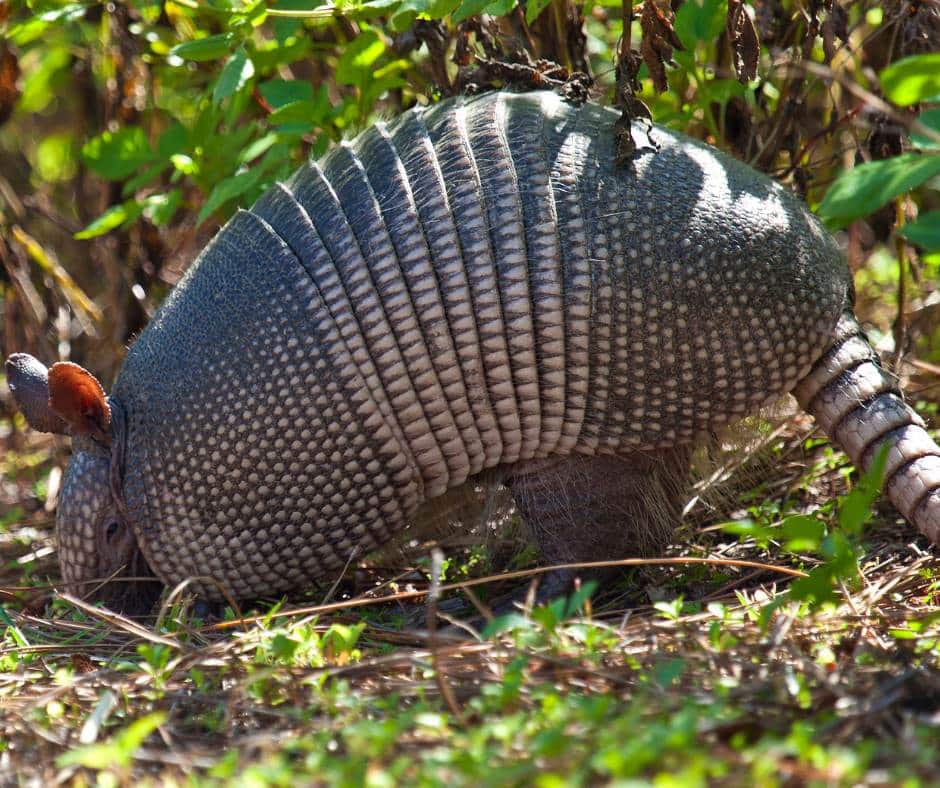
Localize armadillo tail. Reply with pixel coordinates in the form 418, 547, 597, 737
794, 312, 940, 544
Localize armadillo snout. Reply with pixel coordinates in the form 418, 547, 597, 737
795, 312, 940, 543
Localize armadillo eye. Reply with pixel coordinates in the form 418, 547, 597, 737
104, 519, 123, 543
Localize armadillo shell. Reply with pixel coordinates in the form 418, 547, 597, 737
112, 91, 850, 599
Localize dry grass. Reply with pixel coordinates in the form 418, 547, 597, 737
1, 411, 939, 785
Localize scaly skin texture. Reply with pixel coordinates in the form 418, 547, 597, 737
794, 313, 940, 542
8, 90, 938, 610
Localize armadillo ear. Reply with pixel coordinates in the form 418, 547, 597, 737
4, 353, 69, 435
47, 361, 111, 444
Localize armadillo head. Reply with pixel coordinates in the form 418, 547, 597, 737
4, 354, 161, 615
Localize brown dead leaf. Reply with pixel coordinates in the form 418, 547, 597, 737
727, 0, 760, 83
71, 653, 97, 674
0, 44, 20, 127
640, 0, 683, 93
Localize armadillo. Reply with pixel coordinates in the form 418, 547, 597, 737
6, 90, 940, 613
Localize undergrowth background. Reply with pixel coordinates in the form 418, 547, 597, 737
1, 0, 940, 784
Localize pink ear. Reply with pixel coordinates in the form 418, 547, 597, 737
48, 362, 111, 442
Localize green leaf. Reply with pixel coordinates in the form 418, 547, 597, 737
480, 613, 533, 639
323, 621, 366, 653
75, 201, 144, 239
480, 0, 515, 16
258, 79, 314, 109
213, 50, 255, 105
143, 191, 183, 226
274, 16, 302, 43
249, 36, 312, 72
838, 444, 888, 536
354, 0, 402, 13
911, 108, 940, 150
674, 0, 726, 49
122, 162, 168, 197
390, 0, 424, 32
818, 153, 940, 229
268, 99, 323, 126
699, 78, 747, 106
35, 133, 78, 182
271, 633, 300, 662
563, 580, 598, 618
10, 4, 87, 45
134, 0, 163, 22
57, 713, 166, 770
189, 102, 225, 150
8, 17, 50, 46
197, 168, 264, 224
427, 0, 460, 18
532, 599, 564, 632
171, 153, 199, 175
237, 134, 279, 165
363, 75, 409, 106
900, 211, 940, 252
654, 599, 684, 621
82, 128, 154, 181
39, 3, 90, 23
336, 30, 386, 84
838, 489, 873, 537
789, 566, 838, 606
880, 53, 940, 106
233, 0, 268, 27
756, 596, 787, 631
720, 518, 772, 545
652, 657, 686, 688
781, 515, 825, 553
452, 0, 491, 21
18, 46, 71, 113
156, 123, 189, 161
170, 34, 236, 62
525, 0, 551, 24
271, 0, 330, 9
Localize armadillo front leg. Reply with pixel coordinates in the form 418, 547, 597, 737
505, 448, 693, 599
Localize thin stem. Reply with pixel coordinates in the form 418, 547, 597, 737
620, 0, 633, 62
893, 198, 908, 368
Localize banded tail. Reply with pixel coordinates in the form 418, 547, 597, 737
795, 313, 940, 543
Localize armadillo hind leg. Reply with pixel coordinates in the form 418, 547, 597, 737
794, 312, 940, 543
504, 448, 693, 600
